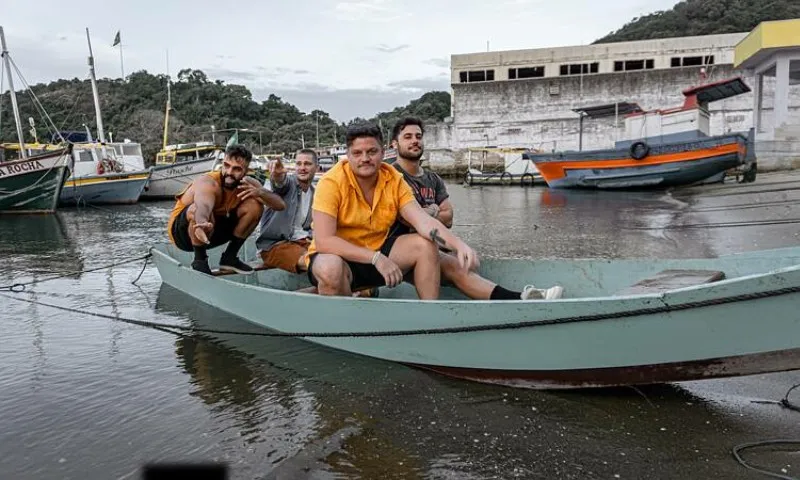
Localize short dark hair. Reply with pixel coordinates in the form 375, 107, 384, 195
345, 123, 383, 148
225, 144, 252, 163
296, 148, 318, 163
391, 117, 425, 141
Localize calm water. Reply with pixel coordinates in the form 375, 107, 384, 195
1, 180, 799, 479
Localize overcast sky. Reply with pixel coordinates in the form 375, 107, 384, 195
1, 0, 680, 121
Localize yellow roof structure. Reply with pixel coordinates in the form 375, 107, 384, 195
734, 18, 800, 69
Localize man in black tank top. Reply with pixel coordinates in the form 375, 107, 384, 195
389, 117, 563, 301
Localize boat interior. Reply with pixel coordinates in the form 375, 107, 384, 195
153, 241, 800, 301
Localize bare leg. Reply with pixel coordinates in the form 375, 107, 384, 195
439, 252, 496, 299
310, 254, 353, 296
217, 198, 265, 274
233, 198, 264, 238
440, 252, 563, 301
386, 234, 441, 300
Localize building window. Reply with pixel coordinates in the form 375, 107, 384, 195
614, 59, 654, 71
468, 70, 485, 82
670, 55, 715, 68
518, 66, 544, 78
559, 62, 599, 76
459, 69, 495, 83
683, 56, 704, 66
509, 66, 544, 79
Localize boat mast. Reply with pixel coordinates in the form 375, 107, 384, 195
162, 50, 171, 149
85, 28, 106, 144
0, 26, 28, 159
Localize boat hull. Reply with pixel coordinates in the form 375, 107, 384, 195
0, 149, 71, 214
527, 134, 747, 189
150, 242, 800, 389
59, 170, 151, 206
410, 348, 800, 389
140, 157, 217, 200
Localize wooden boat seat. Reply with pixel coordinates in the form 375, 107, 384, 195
211, 264, 273, 276
615, 269, 726, 295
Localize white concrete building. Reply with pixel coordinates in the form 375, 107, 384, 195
424, 30, 800, 172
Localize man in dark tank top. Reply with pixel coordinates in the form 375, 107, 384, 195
389, 117, 563, 301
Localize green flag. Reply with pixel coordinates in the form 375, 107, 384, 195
226, 131, 238, 147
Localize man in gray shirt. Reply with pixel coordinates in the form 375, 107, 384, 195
256, 149, 318, 273
390, 117, 563, 300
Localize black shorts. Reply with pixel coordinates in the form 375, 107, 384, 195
307, 235, 401, 291
170, 206, 239, 252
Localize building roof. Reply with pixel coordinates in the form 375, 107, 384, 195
452, 32, 747, 68
682, 77, 751, 103
734, 18, 800, 69
572, 102, 643, 119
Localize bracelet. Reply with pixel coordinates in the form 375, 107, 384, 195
371, 251, 381, 265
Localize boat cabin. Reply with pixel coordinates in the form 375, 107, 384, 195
0, 142, 63, 162
69, 141, 147, 177
569, 77, 752, 151
155, 141, 224, 166
621, 77, 751, 146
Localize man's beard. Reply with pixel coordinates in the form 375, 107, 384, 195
221, 173, 241, 190
401, 145, 423, 161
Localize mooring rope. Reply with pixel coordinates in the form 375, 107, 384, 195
732, 383, 800, 479
0, 253, 152, 292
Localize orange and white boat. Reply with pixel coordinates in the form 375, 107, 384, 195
523, 77, 757, 189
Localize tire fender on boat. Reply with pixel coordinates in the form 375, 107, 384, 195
629, 141, 650, 160
520, 173, 535, 187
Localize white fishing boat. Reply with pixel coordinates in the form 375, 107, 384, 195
141, 142, 223, 200
58, 28, 151, 206
140, 60, 222, 201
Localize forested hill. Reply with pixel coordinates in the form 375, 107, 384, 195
594, 0, 800, 43
0, 68, 451, 162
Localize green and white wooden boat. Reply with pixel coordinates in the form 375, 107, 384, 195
0, 147, 72, 214
150, 240, 800, 389
0, 26, 72, 214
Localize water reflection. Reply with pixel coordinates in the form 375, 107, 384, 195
0, 213, 84, 275
158, 292, 322, 449
156, 284, 442, 477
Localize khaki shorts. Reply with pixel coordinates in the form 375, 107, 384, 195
260, 239, 311, 273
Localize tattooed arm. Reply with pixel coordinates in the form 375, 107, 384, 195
399, 202, 479, 271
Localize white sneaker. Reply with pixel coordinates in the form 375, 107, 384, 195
521, 285, 564, 300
